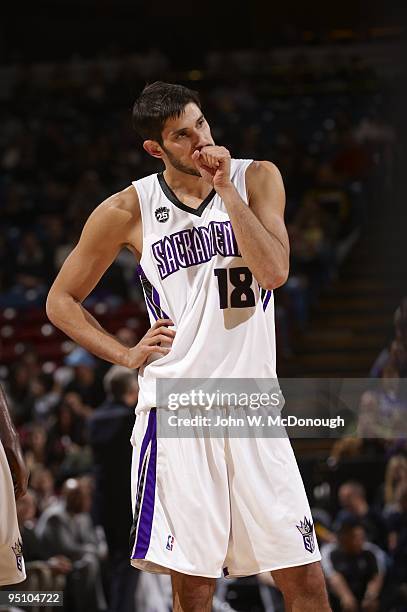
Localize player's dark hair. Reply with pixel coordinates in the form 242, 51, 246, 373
132, 81, 201, 144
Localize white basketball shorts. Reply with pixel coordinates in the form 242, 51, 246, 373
129, 408, 321, 578
0, 441, 26, 586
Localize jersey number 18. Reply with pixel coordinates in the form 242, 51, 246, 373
214, 267, 256, 309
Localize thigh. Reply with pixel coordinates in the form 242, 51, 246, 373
171, 570, 216, 612
272, 560, 326, 595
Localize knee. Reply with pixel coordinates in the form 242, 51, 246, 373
180, 587, 214, 611
273, 562, 330, 608
172, 573, 216, 612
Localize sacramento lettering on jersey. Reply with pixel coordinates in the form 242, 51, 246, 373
152, 220, 240, 280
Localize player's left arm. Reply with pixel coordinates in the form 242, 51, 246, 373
0, 384, 29, 499
245, 160, 289, 287
221, 160, 289, 289
194, 148, 289, 289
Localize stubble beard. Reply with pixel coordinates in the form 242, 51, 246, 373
162, 146, 202, 177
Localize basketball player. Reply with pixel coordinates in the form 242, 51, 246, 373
0, 384, 27, 586
47, 82, 331, 611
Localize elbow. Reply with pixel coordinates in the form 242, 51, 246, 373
45, 289, 65, 327
45, 291, 57, 325
260, 267, 289, 290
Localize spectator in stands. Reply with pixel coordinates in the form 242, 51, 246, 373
35, 476, 107, 612
376, 455, 407, 517
16, 489, 72, 583
88, 366, 139, 612
30, 372, 61, 425
5, 362, 34, 425
335, 481, 387, 549
29, 465, 58, 513
356, 390, 387, 440
321, 518, 385, 612
0, 232, 52, 308
46, 394, 93, 482
64, 347, 105, 408
19, 347, 42, 383
327, 430, 388, 469
387, 482, 407, 554
370, 298, 407, 379
360, 362, 407, 443
383, 484, 407, 610
23, 423, 48, 473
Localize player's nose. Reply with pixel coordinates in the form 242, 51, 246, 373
192, 130, 209, 150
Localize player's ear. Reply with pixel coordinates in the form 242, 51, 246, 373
143, 140, 163, 159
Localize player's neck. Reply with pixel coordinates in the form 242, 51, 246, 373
163, 167, 213, 199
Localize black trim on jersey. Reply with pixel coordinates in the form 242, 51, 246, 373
157, 172, 216, 217
138, 267, 162, 320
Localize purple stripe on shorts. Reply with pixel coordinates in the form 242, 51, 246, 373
262, 290, 272, 312
132, 409, 157, 559
136, 409, 155, 483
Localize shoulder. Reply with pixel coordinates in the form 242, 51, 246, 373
245, 160, 284, 196
82, 185, 140, 244
243, 161, 286, 214
246, 160, 283, 181
92, 185, 140, 225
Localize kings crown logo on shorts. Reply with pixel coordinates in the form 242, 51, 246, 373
166, 534, 174, 551
12, 539, 23, 572
155, 206, 170, 223
296, 516, 315, 553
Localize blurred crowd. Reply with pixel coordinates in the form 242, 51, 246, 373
0, 44, 405, 611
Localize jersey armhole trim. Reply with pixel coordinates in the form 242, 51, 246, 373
244, 160, 255, 205
132, 180, 145, 260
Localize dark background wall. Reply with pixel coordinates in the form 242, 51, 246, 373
1, 0, 406, 63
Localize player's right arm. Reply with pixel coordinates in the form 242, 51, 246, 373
46, 186, 175, 369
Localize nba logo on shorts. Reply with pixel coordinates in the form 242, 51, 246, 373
296, 516, 315, 553
166, 534, 174, 551
12, 539, 23, 572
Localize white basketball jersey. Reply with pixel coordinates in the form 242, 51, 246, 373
132, 159, 277, 413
